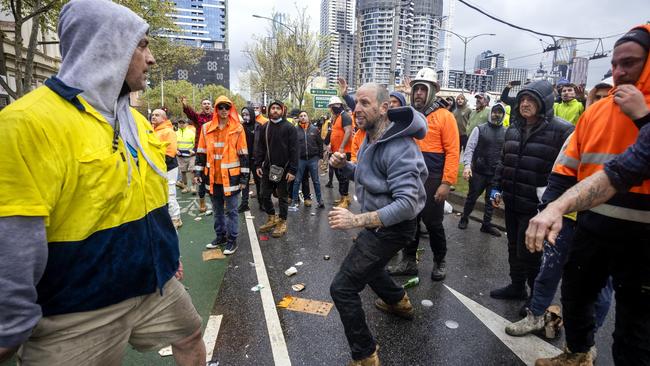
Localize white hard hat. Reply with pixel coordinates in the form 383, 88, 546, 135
328, 96, 344, 106
411, 67, 439, 92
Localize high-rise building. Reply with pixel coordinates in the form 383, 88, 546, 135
491, 67, 528, 93
320, 0, 356, 89
355, 0, 443, 88
569, 57, 589, 86
162, 0, 230, 88
439, 69, 493, 93
410, 0, 444, 75
474, 50, 506, 72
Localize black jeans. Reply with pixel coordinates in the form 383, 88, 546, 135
403, 178, 446, 263
504, 208, 541, 289
241, 161, 262, 208
330, 219, 417, 360
461, 172, 495, 226
460, 134, 468, 152
562, 223, 650, 364
260, 174, 289, 220
334, 153, 351, 196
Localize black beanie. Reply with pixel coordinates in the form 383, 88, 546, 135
614, 28, 650, 52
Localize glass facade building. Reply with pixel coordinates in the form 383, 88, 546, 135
162, 0, 227, 49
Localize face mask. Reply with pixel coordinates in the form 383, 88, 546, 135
331, 106, 343, 115
242, 115, 250, 123
271, 118, 282, 123
255, 110, 260, 116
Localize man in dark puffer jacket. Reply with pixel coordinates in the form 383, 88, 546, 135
489, 80, 574, 308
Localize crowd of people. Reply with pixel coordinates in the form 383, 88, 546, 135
0, 1, 648, 366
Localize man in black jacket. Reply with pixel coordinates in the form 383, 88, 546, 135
239, 106, 261, 212
290, 111, 325, 209
489, 80, 573, 307
255, 101, 298, 238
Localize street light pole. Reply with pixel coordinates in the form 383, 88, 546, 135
443, 29, 495, 92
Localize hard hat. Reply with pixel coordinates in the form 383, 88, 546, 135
411, 67, 439, 110
328, 96, 344, 106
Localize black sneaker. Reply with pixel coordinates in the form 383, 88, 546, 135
431, 260, 447, 281
489, 284, 528, 300
238, 204, 250, 213
206, 236, 227, 249
325, 181, 333, 188
480, 225, 502, 237
317, 201, 325, 208
458, 217, 469, 229
223, 242, 238, 255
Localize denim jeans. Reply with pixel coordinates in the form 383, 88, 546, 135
330, 219, 417, 360
292, 157, 322, 203
210, 184, 240, 243
529, 218, 612, 329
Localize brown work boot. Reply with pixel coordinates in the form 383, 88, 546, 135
259, 214, 279, 233
304, 199, 312, 207
337, 195, 352, 209
199, 198, 207, 213
271, 218, 287, 238
374, 293, 414, 320
535, 348, 593, 366
348, 346, 380, 366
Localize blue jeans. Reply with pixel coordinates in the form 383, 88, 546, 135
530, 218, 613, 328
292, 157, 322, 203
210, 184, 240, 243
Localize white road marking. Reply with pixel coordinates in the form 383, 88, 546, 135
158, 314, 223, 361
245, 211, 292, 366
445, 285, 562, 366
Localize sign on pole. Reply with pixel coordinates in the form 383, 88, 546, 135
310, 88, 337, 96
313, 95, 330, 109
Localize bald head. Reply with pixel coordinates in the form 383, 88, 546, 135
151, 108, 167, 126
358, 83, 389, 105
354, 83, 390, 132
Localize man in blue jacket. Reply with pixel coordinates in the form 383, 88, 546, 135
328, 83, 428, 366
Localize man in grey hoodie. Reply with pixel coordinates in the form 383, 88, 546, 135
0, 0, 204, 364
328, 83, 428, 366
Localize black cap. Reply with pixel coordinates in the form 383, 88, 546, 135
614, 28, 650, 52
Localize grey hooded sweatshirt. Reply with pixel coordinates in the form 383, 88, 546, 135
342, 106, 428, 227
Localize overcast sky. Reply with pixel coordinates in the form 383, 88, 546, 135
228, 0, 648, 96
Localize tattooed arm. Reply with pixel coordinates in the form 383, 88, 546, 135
525, 170, 616, 253
328, 208, 383, 230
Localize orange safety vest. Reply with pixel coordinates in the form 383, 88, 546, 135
416, 108, 460, 184
196, 100, 249, 196
553, 24, 650, 223
153, 119, 177, 158
351, 129, 366, 163
256, 114, 269, 125
330, 112, 352, 153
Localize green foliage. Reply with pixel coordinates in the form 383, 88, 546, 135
141, 80, 247, 120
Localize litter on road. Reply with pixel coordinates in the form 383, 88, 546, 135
194, 217, 202, 221
324, 255, 331, 260
421, 299, 434, 307
284, 266, 298, 276
403, 277, 420, 289
291, 283, 306, 292
295, 261, 304, 266
277, 295, 333, 316
251, 284, 264, 292
445, 320, 459, 329
259, 235, 269, 241
202, 249, 225, 261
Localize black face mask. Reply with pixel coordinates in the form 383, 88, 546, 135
331, 106, 344, 115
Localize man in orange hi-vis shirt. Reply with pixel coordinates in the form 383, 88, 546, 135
387, 67, 459, 282
151, 108, 182, 229
328, 96, 354, 208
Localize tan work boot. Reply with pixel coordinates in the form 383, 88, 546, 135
374, 293, 414, 320
271, 218, 287, 238
176, 181, 186, 189
304, 199, 312, 207
259, 214, 279, 233
199, 198, 207, 213
337, 195, 352, 209
348, 346, 380, 366
181, 187, 190, 194
535, 348, 593, 366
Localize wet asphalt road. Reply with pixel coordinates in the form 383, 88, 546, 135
209, 181, 615, 366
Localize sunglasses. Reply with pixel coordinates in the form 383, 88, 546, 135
217, 104, 231, 111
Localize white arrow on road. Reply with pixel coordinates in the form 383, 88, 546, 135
445, 285, 562, 366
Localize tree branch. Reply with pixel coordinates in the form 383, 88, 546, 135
0, 75, 19, 100
20, 0, 56, 23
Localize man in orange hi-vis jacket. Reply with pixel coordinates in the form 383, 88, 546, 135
387, 67, 459, 281
531, 25, 650, 366
194, 96, 249, 256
